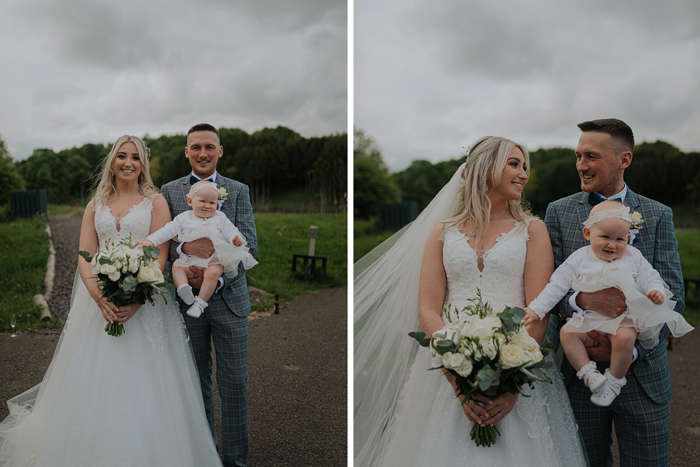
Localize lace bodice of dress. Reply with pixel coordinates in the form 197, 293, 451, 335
94, 197, 154, 251
442, 220, 532, 322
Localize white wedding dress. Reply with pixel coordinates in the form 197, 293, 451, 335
0, 197, 223, 466
378, 221, 588, 466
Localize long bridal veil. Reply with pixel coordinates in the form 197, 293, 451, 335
354, 163, 465, 466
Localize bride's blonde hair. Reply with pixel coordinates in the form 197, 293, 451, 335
443, 136, 534, 243
92, 135, 158, 207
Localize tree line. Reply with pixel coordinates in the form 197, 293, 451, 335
354, 130, 700, 220
0, 126, 347, 214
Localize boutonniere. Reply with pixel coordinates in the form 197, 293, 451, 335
217, 187, 228, 210
629, 211, 644, 245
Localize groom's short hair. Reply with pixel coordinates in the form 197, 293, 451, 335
577, 118, 635, 154
188, 123, 220, 139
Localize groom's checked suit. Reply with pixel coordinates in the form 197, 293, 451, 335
545, 188, 684, 466
162, 173, 257, 467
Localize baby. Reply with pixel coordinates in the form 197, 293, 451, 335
524, 200, 692, 406
141, 181, 257, 318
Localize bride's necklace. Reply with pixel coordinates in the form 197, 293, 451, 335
112, 188, 139, 229
476, 208, 508, 258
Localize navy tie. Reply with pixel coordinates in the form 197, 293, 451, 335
588, 192, 604, 206
588, 192, 622, 206
190, 176, 214, 185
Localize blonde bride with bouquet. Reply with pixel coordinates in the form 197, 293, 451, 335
355, 136, 588, 466
0, 136, 222, 466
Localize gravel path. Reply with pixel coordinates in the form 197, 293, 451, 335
0, 215, 347, 465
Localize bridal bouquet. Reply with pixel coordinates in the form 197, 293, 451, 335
409, 289, 555, 447
79, 235, 169, 337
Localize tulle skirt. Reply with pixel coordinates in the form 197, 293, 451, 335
0, 275, 222, 466
174, 225, 257, 278
564, 266, 693, 349
378, 352, 588, 467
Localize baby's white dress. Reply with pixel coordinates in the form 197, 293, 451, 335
529, 245, 693, 349
147, 210, 257, 277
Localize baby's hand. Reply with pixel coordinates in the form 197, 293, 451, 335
137, 240, 155, 248
232, 235, 244, 247
523, 307, 541, 327
646, 289, 665, 305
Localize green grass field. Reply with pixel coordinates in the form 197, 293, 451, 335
0, 218, 56, 332
247, 213, 347, 305
677, 230, 700, 325
0, 211, 346, 331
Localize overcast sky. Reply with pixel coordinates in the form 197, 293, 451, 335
356, 0, 700, 171
0, 0, 346, 160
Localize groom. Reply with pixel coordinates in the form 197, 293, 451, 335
544, 118, 684, 467
161, 123, 257, 467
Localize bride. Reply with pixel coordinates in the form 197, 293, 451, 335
355, 136, 588, 466
0, 136, 223, 466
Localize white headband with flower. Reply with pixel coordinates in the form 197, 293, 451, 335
582, 206, 632, 228
187, 181, 218, 199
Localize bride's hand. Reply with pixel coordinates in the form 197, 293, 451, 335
462, 393, 493, 427
113, 303, 142, 324
97, 297, 119, 323
483, 392, 518, 426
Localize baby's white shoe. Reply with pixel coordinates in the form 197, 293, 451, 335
590, 369, 626, 407
576, 361, 606, 393
186, 297, 209, 318
177, 284, 195, 305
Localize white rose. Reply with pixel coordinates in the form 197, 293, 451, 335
511, 331, 539, 352
107, 269, 121, 282
92, 263, 102, 275
128, 258, 140, 274
137, 262, 161, 283
101, 263, 117, 276
524, 349, 543, 367
480, 338, 498, 361
456, 359, 473, 377
499, 343, 527, 369
468, 316, 501, 340
442, 352, 465, 370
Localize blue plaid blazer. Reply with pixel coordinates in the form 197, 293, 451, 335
544, 188, 684, 404
160, 174, 258, 317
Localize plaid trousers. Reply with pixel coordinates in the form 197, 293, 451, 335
162, 174, 257, 467
544, 189, 684, 467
